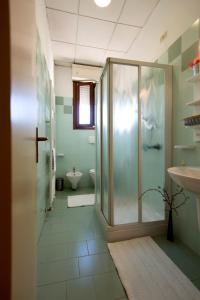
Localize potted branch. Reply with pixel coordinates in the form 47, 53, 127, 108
139, 186, 188, 241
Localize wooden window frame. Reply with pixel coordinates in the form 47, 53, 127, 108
73, 81, 95, 130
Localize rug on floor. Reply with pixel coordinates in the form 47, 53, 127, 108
108, 236, 200, 300
67, 194, 95, 207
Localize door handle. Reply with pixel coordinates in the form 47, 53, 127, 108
36, 127, 48, 163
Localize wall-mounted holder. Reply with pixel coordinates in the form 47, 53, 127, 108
36, 127, 48, 163
56, 153, 64, 157
174, 145, 196, 150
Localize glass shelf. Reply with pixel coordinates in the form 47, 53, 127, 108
187, 73, 200, 82
186, 99, 200, 106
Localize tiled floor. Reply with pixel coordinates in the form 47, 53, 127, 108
154, 235, 200, 291
37, 189, 200, 300
37, 189, 127, 300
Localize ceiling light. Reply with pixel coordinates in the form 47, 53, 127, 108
94, 0, 111, 8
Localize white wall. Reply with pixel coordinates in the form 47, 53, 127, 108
54, 65, 95, 188
55, 65, 72, 97
36, 0, 54, 81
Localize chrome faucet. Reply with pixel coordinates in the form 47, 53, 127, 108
73, 167, 76, 174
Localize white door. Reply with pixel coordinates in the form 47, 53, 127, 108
10, 0, 38, 299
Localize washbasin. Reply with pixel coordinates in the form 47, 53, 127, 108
167, 166, 200, 229
167, 166, 200, 194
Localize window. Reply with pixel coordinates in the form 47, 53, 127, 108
73, 81, 95, 130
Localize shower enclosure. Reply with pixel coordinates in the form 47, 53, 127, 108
96, 58, 172, 241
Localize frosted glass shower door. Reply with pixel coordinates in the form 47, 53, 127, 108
112, 64, 139, 225
101, 68, 110, 221
140, 66, 165, 222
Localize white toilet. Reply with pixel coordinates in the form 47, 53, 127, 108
89, 169, 95, 185
66, 170, 82, 190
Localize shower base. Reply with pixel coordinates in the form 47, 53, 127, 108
95, 206, 167, 242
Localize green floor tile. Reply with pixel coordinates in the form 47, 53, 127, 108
37, 282, 67, 300
93, 272, 126, 300
154, 235, 200, 281
67, 241, 89, 257
38, 241, 88, 263
38, 258, 79, 285
67, 277, 96, 300
79, 253, 115, 277
38, 243, 69, 263
87, 239, 108, 255
42, 222, 69, 234
39, 231, 76, 246
192, 278, 200, 290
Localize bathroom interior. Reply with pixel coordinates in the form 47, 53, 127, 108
36, 1, 200, 300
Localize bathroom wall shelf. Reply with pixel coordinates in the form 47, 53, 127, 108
56, 153, 64, 157
186, 99, 200, 106
174, 145, 196, 150
187, 73, 200, 83
185, 71, 200, 142
183, 114, 200, 126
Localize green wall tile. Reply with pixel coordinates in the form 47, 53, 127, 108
64, 105, 72, 114
181, 40, 199, 71
182, 19, 199, 52
158, 51, 168, 64
56, 96, 64, 105
64, 96, 73, 105
157, 21, 200, 256
168, 37, 181, 63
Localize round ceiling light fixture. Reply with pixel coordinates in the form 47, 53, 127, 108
94, 0, 111, 8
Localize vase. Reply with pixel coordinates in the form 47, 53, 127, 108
192, 63, 200, 76
167, 209, 174, 241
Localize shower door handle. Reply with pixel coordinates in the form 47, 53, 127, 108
36, 127, 48, 163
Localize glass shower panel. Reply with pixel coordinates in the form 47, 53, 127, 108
140, 66, 165, 222
95, 83, 101, 209
112, 64, 139, 225
101, 68, 109, 221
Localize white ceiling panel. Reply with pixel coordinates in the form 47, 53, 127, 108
47, 9, 77, 43
52, 41, 75, 62
79, 0, 124, 22
77, 16, 115, 48
46, 0, 200, 67
105, 50, 125, 60
75, 45, 105, 66
119, 0, 158, 27
108, 24, 140, 52
126, 0, 200, 62
46, 0, 79, 13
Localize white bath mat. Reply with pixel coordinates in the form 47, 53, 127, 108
108, 236, 200, 300
67, 194, 95, 207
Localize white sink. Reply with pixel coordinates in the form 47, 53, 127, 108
167, 166, 200, 229
167, 167, 200, 194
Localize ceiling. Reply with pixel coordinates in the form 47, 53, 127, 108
45, 0, 200, 66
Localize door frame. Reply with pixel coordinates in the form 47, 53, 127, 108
0, 1, 11, 298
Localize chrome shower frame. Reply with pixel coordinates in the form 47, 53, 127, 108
95, 58, 172, 242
